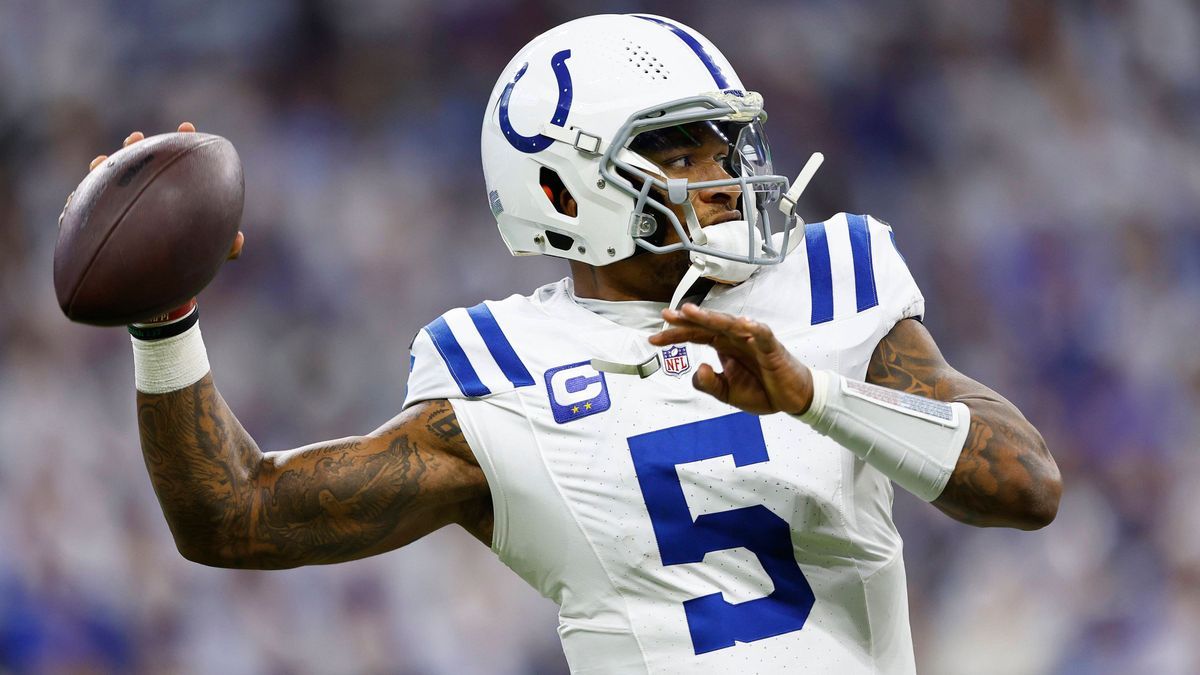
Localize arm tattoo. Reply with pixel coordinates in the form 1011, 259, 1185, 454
137, 376, 482, 567
866, 320, 1060, 528
428, 408, 464, 443
865, 334, 940, 398
251, 434, 430, 560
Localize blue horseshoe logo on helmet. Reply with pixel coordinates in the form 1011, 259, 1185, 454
498, 49, 573, 154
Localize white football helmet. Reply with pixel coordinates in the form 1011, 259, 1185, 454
481, 14, 819, 275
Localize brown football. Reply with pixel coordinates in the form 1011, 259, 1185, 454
54, 132, 243, 326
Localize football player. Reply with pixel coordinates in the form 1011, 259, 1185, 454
93, 14, 1060, 674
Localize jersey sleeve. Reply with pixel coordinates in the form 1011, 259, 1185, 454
866, 215, 925, 324
403, 301, 536, 408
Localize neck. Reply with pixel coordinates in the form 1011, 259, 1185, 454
569, 260, 640, 301
568, 253, 699, 302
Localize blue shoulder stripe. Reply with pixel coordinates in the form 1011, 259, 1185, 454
805, 221, 834, 325
424, 317, 491, 397
466, 303, 535, 388
846, 214, 879, 311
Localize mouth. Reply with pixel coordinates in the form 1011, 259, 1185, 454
705, 210, 743, 226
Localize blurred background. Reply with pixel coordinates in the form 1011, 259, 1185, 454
2, 0, 1199, 673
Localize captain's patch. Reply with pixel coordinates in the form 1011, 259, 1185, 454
545, 361, 611, 423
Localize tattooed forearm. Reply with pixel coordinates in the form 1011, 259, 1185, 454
137, 376, 483, 568
137, 376, 260, 562
866, 319, 1061, 529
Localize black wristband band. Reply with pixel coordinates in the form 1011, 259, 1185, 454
128, 308, 200, 341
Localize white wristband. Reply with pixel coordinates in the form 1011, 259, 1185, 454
797, 369, 970, 502
131, 322, 211, 394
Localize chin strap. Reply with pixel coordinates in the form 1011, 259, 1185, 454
666, 264, 705, 318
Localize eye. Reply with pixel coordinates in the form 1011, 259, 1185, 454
662, 155, 692, 170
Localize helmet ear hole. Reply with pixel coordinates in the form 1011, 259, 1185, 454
538, 167, 578, 252
539, 167, 576, 218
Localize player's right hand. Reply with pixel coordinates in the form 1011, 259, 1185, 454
83, 122, 244, 261
650, 303, 816, 416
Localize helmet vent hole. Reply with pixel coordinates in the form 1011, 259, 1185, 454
621, 37, 669, 80
544, 230, 575, 251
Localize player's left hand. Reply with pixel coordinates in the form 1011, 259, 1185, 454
650, 304, 814, 416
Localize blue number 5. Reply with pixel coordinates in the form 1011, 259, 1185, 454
628, 412, 815, 654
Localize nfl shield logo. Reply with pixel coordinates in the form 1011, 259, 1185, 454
661, 345, 691, 377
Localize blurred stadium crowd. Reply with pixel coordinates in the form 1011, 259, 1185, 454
1, 0, 1199, 673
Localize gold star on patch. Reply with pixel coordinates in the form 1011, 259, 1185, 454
571, 405, 580, 414
584, 402, 593, 410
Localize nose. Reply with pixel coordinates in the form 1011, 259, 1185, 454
694, 162, 741, 206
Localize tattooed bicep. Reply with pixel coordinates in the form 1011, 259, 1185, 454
374, 400, 470, 461
867, 319, 1008, 406
245, 399, 487, 564
425, 402, 465, 444
866, 319, 949, 397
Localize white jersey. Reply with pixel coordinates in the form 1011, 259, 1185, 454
404, 214, 925, 674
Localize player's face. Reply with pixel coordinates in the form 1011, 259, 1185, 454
635, 122, 742, 244
570, 122, 747, 302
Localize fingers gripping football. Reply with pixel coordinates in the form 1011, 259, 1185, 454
83, 120, 242, 260
650, 304, 814, 415
83, 122, 243, 262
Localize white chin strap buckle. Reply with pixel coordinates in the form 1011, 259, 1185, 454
779, 152, 824, 218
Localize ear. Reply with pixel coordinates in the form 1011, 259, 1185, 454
561, 193, 578, 218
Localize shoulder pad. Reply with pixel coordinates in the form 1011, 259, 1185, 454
405, 301, 535, 407
796, 213, 923, 325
